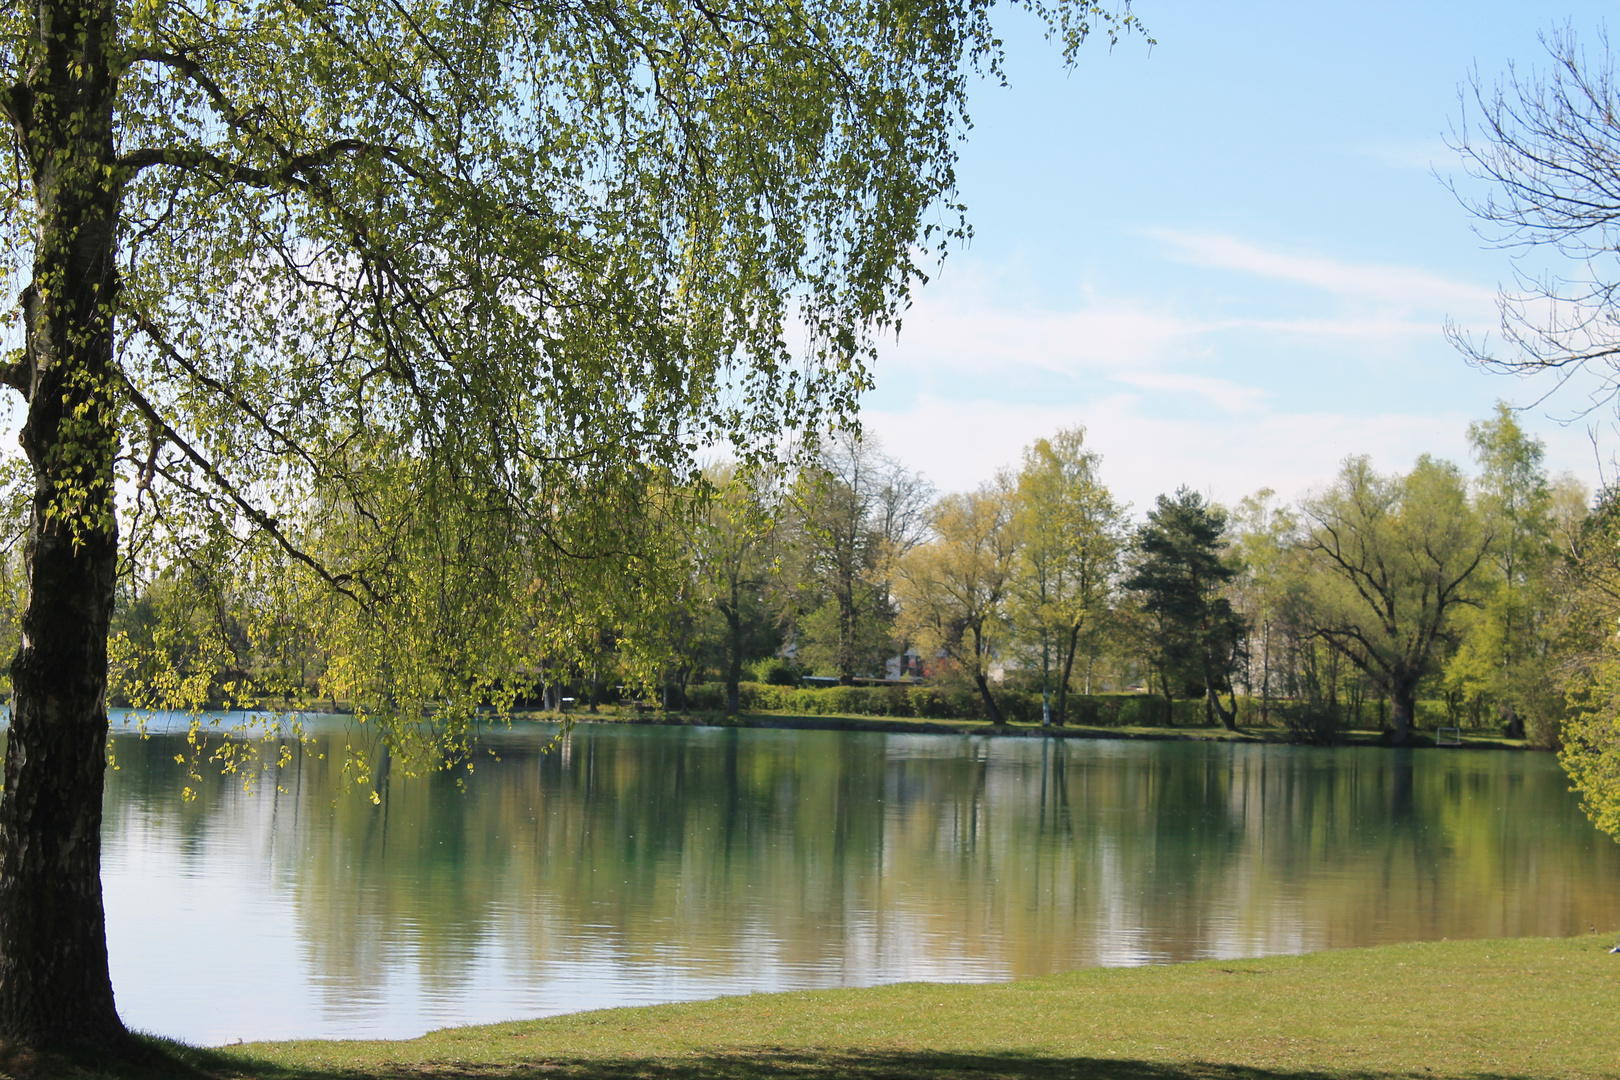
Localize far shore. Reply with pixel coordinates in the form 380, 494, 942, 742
522, 706, 1538, 750
120, 699, 1539, 751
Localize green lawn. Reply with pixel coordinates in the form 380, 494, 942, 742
57, 936, 1616, 1079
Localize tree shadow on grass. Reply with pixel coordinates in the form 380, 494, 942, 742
112, 1044, 1541, 1080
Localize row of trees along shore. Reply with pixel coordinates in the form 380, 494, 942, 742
600, 402, 1596, 751
75, 401, 1620, 757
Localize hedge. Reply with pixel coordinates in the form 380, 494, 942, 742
679, 683, 1215, 726
671, 683, 1470, 732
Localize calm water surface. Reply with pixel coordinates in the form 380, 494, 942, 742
99, 717, 1620, 1045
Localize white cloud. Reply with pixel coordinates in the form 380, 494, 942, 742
862, 394, 1602, 514
859, 234, 1599, 513
1110, 371, 1270, 414
883, 282, 1460, 386
888, 289, 1199, 378
1150, 230, 1495, 311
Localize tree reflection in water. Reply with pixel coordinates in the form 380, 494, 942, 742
100, 723, 1620, 1044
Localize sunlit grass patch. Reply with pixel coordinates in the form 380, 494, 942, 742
133, 936, 1620, 1080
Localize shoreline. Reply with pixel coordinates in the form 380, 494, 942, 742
543, 708, 1538, 750
126, 702, 1541, 751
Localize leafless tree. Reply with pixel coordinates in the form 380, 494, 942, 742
1450, 25, 1620, 411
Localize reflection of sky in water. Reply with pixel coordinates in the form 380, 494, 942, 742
102, 722, 1620, 1046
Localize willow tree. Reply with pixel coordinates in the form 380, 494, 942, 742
1299, 456, 1492, 745
0, 0, 1148, 1052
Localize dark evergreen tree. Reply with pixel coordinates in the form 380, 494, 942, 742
1125, 488, 1248, 730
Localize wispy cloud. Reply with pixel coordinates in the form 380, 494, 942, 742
1110, 371, 1270, 413
1354, 139, 1452, 172
860, 236, 1575, 509
884, 281, 1458, 384
862, 394, 1599, 512
1150, 230, 1495, 310
889, 290, 1199, 377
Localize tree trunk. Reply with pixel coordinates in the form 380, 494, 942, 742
724, 595, 742, 715
1206, 685, 1237, 731
1259, 619, 1272, 725
1055, 622, 1081, 727
836, 559, 857, 685
0, 0, 127, 1048
1039, 638, 1051, 726
1388, 682, 1415, 745
1200, 648, 1237, 732
973, 672, 1006, 725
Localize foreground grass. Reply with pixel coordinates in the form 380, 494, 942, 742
43, 936, 1615, 1080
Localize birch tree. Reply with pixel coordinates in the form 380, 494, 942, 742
1009, 427, 1124, 725
0, 0, 1148, 1051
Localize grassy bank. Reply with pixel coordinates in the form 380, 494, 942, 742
565, 708, 1533, 750
54, 936, 1619, 1079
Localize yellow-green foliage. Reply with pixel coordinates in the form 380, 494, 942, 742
1561, 649, 1620, 840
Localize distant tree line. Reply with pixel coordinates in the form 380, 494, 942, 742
659, 402, 1595, 752
51, 401, 1620, 755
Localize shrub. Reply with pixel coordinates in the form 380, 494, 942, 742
1413, 699, 1450, 732
1280, 701, 1346, 745
671, 683, 1243, 729
753, 658, 802, 686
684, 683, 725, 711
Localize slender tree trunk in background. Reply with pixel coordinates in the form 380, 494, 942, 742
973, 672, 1006, 725
0, 0, 127, 1049
1055, 622, 1081, 727
1200, 645, 1237, 732
837, 567, 856, 685
1206, 686, 1237, 731
1259, 620, 1271, 725
1039, 639, 1050, 726
724, 581, 742, 715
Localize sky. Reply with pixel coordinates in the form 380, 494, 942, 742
858, 1, 1620, 513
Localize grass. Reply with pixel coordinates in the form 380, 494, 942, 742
30, 936, 1617, 1079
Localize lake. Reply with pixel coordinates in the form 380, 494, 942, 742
99, 716, 1620, 1046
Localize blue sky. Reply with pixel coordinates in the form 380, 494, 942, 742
861, 1, 1617, 511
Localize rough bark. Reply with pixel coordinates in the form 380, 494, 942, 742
0, 0, 127, 1048
1388, 680, 1416, 746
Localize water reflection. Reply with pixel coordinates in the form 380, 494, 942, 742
100, 721, 1620, 1045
